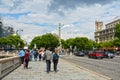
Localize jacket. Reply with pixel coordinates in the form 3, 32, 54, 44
45, 50, 52, 60
19, 50, 25, 57
24, 52, 30, 60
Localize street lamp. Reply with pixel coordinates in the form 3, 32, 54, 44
16, 29, 23, 37
58, 23, 62, 52
34, 43, 36, 49
18, 43, 20, 50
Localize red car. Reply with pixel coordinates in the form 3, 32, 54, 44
88, 51, 104, 59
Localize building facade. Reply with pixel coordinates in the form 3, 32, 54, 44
94, 17, 120, 43
0, 17, 14, 38
0, 17, 3, 37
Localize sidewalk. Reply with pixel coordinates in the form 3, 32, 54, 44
2, 58, 109, 80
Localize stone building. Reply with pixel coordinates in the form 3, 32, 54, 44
0, 17, 3, 37
94, 17, 120, 43
0, 17, 14, 38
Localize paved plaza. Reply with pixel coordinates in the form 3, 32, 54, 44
2, 58, 110, 80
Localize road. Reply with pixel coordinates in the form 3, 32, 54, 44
61, 55, 120, 80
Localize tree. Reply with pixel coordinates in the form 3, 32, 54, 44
88, 39, 95, 50
6, 35, 24, 48
61, 39, 67, 49
115, 24, 120, 39
113, 38, 120, 47
41, 33, 59, 49
0, 35, 24, 49
65, 38, 74, 49
29, 33, 59, 50
29, 36, 42, 49
72, 37, 91, 51
107, 40, 114, 47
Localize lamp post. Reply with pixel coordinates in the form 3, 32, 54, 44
58, 23, 62, 53
34, 43, 36, 49
16, 29, 23, 37
18, 43, 20, 50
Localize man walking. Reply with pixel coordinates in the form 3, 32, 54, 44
19, 49, 25, 66
33, 49, 38, 61
44, 48, 52, 73
52, 49, 60, 72
29, 49, 34, 61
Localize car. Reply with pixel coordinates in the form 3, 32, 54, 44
115, 47, 120, 55
116, 51, 120, 55
104, 51, 115, 59
74, 51, 85, 56
88, 51, 104, 59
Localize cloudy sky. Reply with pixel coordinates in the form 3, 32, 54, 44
0, 0, 120, 43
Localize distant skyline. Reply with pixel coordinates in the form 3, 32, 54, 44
0, 0, 120, 42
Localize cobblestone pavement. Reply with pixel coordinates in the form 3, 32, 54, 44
2, 58, 109, 80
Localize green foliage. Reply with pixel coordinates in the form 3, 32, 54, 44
72, 37, 92, 50
41, 33, 59, 48
28, 27, 120, 50
59, 37, 97, 51
29, 36, 42, 49
113, 38, 120, 47
115, 24, 120, 38
65, 38, 74, 48
29, 33, 59, 49
97, 40, 114, 49
0, 35, 24, 48
0, 38, 8, 45
61, 39, 67, 49
6, 35, 24, 48
108, 40, 114, 47
88, 39, 95, 50
93, 42, 100, 49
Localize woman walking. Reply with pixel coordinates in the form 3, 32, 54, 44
38, 48, 44, 61
52, 49, 60, 72
24, 49, 30, 69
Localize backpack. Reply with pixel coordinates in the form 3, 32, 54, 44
42, 53, 46, 60
53, 53, 59, 60
34, 50, 38, 57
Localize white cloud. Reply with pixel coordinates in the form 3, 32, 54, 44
1, 0, 120, 43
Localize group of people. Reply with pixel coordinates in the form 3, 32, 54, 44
19, 49, 30, 69
19, 47, 60, 73
44, 48, 60, 73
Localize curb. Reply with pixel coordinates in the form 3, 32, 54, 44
61, 59, 113, 80
76, 65, 113, 80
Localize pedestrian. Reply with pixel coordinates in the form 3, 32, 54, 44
52, 49, 60, 72
19, 49, 25, 66
38, 49, 42, 61
38, 48, 45, 61
44, 48, 52, 73
29, 49, 34, 61
24, 49, 30, 69
33, 49, 38, 61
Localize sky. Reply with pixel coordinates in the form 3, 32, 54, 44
0, 0, 120, 43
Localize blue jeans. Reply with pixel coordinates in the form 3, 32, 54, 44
34, 55, 38, 61
46, 60, 51, 72
53, 59, 58, 71
20, 56, 24, 64
29, 54, 33, 61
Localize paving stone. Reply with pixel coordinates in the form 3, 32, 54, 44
2, 58, 108, 80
